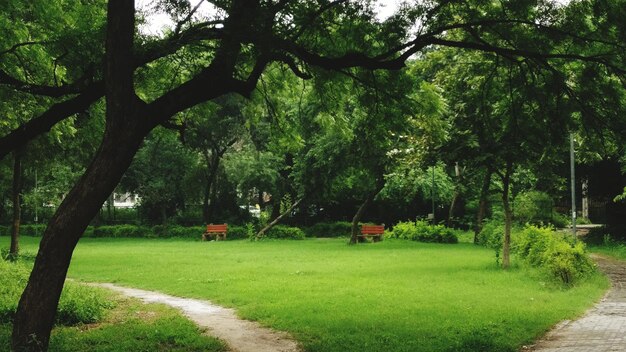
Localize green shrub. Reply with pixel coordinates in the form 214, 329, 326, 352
56, 283, 114, 325
516, 225, 595, 284
265, 225, 305, 240
93, 225, 150, 238
477, 220, 504, 264
543, 240, 594, 284
227, 225, 248, 240
154, 225, 205, 238
304, 222, 352, 238
387, 220, 458, 244
0, 260, 112, 325
16, 225, 47, 237
0, 226, 8, 236
514, 191, 554, 225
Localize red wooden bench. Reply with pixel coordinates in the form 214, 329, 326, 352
358, 224, 384, 242
202, 224, 227, 241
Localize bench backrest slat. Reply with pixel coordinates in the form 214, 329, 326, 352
361, 225, 384, 234
206, 224, 228, 232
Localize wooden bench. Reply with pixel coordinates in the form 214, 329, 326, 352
358, 224, 384, 242
202, 224, 227, 241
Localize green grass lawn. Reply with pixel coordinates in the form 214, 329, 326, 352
3, 236, 609, 352
590, 243, 626, 260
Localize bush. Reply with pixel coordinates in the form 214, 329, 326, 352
56, 283, 114, 325
516, 225, 595, 284
265, 225, 305, 240
514, 191, 554, 225
0, 260, 112, 325
152, 225, 205, 238
387, 220, 458, 244
304, 222, 352, 238
93, 225, 150, 238
227, 225, 248, 240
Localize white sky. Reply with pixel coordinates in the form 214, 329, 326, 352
136, 0, 403, 36
137, 0, 569, 36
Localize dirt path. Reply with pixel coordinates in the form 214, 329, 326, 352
95, 283, 301, 352
526, 254, 626, 351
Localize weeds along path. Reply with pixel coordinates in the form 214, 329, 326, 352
95, 283, 301, 352
527, 254, 626, 352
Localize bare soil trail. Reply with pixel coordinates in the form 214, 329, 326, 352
95, 283, 301, 352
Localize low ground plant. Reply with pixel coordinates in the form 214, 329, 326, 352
0, 293, 225, 351
264, 225, 305, 240
386, 220, 458, 243
516, 226, 595, 284
304, 222, 352, 238
0, 259, 112, 325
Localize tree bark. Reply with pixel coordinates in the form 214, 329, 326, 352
474, 167, 493, 243
11, 2, 144, 351
9, 147, 23, 260
350, 181, 384, 244
447, 162, 462, 227
255, 197, 302, 239
350, 197, 372, 244
501, 161, 513, 269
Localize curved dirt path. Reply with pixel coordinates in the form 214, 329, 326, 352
526, 254, 626, 351
95, 283, 301, 352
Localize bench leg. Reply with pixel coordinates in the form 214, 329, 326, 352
202, 233, 207, 241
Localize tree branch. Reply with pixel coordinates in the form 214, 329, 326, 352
0, 82, 105, 159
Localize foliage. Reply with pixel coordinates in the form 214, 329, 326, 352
151, 225, 205, 239
304, 222, 352, 238
514, 191, 554, 225
264, 225, 305, 240
0, 259, 112, 325
516, 226, 595, 284
92, 225, 150, 238
477, 219, 505, 264
386, 220, 458, 244
121, 128, 196, 224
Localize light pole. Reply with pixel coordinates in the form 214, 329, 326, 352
570, 133, 576, 237
431, 165, 435, 223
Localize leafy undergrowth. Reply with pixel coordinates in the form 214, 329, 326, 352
4, 237, 610, 352
0, 256, 226, 352
0, 292, 226, 352
590, 243, 626, 261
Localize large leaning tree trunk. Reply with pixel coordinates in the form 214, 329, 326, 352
473, 166, 493, 243
500, 161, 513, 269
11, 2, 148, 350
9, 146, 23, 260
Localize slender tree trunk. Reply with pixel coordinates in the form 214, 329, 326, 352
501, 162, 513, 269
106, 193, 114, 223
9, 147, 23, 260
207, 159, 220, 221
447, 162, 461, 227
474, 167, 493, 243
256, 197, 302, 239
202, 182, 211, 222
11, 2, 146, 350
350, 182, 384, 244
201, 150, 221, 223
350, 197, 372, 244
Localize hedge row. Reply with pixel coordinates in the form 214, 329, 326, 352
0, 224, 306, 240
385, 220, 458, 244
